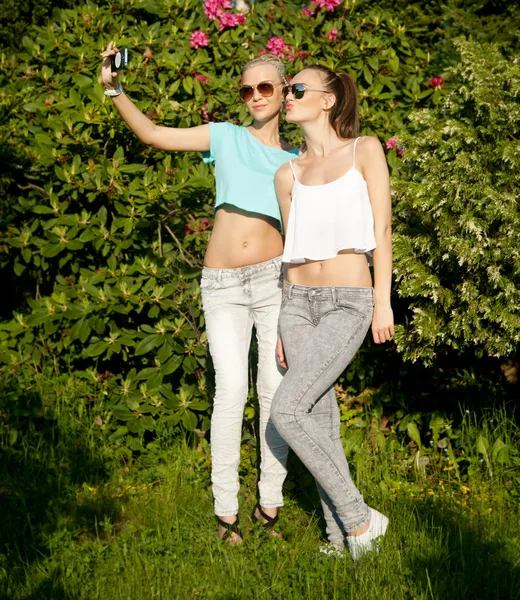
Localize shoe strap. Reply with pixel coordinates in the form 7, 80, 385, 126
256, 505, 279, 528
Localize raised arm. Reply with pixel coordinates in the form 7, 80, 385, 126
100, 42, 210, 152
357, 136, 394, 344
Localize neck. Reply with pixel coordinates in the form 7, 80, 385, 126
249, 112, 282, 145
300, 116, 344, 157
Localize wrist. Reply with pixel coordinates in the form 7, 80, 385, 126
373, 293, 391, 308
104, 82, 123, 97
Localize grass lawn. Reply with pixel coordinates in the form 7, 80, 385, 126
2, 431, 519, 600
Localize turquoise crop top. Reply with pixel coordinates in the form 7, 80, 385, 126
203, 122, 299, 229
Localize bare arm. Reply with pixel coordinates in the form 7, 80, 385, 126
100, 42, 210, 152
358, 136, 394, 344
274, 162, 294, 368
274, 162, 294, 236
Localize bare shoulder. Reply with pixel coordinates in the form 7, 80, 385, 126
356, 135, 384, 156
275, 161, 294, 184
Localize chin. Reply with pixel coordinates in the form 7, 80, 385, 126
285, 112, 300, 124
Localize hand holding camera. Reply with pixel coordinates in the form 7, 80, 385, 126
100, 41, 128, 96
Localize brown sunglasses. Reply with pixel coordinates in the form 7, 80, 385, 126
239, 81, 288, 102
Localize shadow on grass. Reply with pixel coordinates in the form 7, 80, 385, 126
0, 383, 120, 596
285, 459, 520, 599
404, 500, 520, 600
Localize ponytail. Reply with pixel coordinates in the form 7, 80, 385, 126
304, 66, 359, 139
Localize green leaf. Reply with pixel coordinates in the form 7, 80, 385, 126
134, 334, 158, 356
406, 422, 422, 448
181, 409, 198, 431
160, 354, 183, 375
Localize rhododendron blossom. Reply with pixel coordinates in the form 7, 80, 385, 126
204, 0, 232, 20
194, 73, 210, 84
385, 137, 398, 150
386, 137, 405, 157
266, 36, 292, 58
429, 76, 445, 87
328, 29, 338, 40
311, 0, 341, 12
190, 31, 209, 49
218, 11, 245, 30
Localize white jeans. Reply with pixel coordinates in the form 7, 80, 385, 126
201, 256, 289, 516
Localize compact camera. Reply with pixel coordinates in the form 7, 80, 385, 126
111, 48, 128, 71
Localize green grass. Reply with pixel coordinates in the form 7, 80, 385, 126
1, 377, 520, 599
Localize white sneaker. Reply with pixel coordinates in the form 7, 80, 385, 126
346, 507, 389, 561
318, 543, 346, 557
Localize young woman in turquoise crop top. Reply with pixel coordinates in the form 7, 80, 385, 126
101, 46, 297, 544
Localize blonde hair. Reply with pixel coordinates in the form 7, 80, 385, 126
242, 54, 288, 84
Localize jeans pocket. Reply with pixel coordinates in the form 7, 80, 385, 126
200, 276, 217, 293
334, 296, 373, 319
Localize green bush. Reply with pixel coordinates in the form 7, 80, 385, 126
0, 0, 454, 452
392, 39, 520, 363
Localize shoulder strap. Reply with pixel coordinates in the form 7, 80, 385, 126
288, 160, 297, 181
352, 137, 361, 169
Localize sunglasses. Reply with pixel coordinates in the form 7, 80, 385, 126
283, 83, 329, 100
239, 81, 287, 102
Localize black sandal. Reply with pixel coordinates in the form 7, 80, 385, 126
217, 516, 243, 543
253, 504, 279, 530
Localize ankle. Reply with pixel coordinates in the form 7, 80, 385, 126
257, 506, 278, 519
217, 514, 238, 524
347, 518, 370, 537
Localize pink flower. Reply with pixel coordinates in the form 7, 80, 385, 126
385, 137, 398, 150
204, 0, 231, 20
266, 36, 292, 58
185, 217, 212, 235
194, 73, 210, 84
302, 7, 315, 16
311, 0, 341, 11
429, 76, 445, 88
218, 11, 245, 30
397, 148, 405, 158
259, 48, 266, 55
328, 29, 338, 40
190, 31, 210, 49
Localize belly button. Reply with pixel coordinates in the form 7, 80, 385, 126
243, 241, 248, 248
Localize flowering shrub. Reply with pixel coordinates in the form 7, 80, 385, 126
2, 0, 506, 453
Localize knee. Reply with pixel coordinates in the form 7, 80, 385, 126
213, 376, 248, 412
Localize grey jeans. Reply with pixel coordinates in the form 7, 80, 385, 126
201, 256, 289, 516
271, 282, 373, 545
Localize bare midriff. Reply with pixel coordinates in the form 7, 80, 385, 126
204, 205, 284, 268
286, 250, 373, 288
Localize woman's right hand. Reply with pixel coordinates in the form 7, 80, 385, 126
276, 335, 287, 369
100, 41, 120, 90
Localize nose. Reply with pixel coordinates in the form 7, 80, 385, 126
252, 88, 263, 102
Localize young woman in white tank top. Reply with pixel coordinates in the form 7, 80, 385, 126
270, 65, 394, 559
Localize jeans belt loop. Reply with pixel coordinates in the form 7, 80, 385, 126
287, 283, 293, 299
217, 270, 223, 283
331, 288, 337, 307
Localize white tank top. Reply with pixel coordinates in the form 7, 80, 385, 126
282, 137, 376, 264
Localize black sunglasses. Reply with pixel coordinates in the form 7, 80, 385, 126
239, 81, 287, 102
283, 83, 329, 100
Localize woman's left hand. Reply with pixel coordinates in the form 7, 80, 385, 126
371, 304, 394, 344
